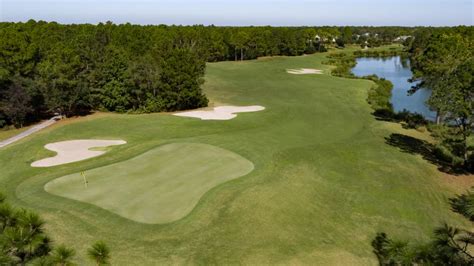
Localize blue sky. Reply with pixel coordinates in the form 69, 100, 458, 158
1, 0, 472, 26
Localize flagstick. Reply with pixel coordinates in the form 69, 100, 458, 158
81, 171, 88, 188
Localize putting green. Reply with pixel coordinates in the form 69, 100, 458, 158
44, 143, 254, 224
3, 46, 471, 264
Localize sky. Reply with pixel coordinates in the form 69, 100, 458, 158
1, 0, 473, 26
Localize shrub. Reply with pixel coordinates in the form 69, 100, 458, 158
324, 52, 357, 78
434, 144, 464, 167
395, 110, 427, 129
365, 76, 394, 113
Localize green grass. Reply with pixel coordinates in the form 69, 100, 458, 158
45, 143, 254, 224
0, 125, 32, 141
0, 48, 469, 264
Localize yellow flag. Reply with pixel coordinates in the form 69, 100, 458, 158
81, 171, 88, 188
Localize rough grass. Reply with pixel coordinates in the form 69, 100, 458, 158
44, 143, 254, 224
0, 125, 32, 141
0, 48, 471, 265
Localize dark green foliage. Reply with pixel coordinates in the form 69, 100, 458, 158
372, 190, 474, 265
0, 78, 33, 128
365, 75, 393, 112
0, 21, 211, 127
0, 22, 426, 128
340, 27, 353, 44
51, 245, 76, 266
353, 49, 405, 58
324, 53, 396, 115
0, 192, 110, 265
0, 22, 432, 129
324, 52, 356, 78
408, 27, 473, 169
450, 189, 474, 221
88, 241, 111, 265
158, 48, 208, 111
0, 199, 51, 264
335, 38, 345, 48
394, 110, 427, 129
367, 37, 382, 48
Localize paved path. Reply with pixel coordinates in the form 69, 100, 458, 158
0, 116, 61, 149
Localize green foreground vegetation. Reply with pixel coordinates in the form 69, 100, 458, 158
0, 50, 471, 264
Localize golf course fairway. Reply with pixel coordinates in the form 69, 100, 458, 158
45, 143, 254, 224
0, 49, 471, 264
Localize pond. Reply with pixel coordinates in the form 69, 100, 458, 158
352, 56, 436, 121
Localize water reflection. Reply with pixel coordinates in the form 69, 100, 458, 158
352, 56, 436, 121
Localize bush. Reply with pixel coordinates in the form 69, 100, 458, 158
427, 124, 450, 139
336, 38, 345, 48
324, 53, 396, 114
353, 49, 405, 58
395, 110, 427, 129
434, 144, 464, 167
365, 76, 393, 112
142, 96, 165, 113
324, 52, 356, 78
373, 108, 395, 120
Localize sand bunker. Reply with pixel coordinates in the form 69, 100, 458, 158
174, 105, 265, 120
31, 140, 126, 167
287, 68, 323, 75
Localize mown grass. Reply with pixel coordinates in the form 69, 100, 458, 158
0, 48, 470, 265
0, 125, 32, 141
45, 142, 254, 224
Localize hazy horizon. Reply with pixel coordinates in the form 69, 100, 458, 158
1, 0, 473, 26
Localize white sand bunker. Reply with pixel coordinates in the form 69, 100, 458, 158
174, 105, 265, 120
287, 68, 323, 75
31, 140, 126, 167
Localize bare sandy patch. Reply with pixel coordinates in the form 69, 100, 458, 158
31, 140, 126, 167
287, 68, 323, 75
173, 105, 265, 120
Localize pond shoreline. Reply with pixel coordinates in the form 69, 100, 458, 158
351, 56, 435, 121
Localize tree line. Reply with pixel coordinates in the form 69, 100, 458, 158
0, 21, 420, 128
371, 26, 473, 265
327, 26, 473, 172
0, 21, 212, 128
407, 26, 473, 171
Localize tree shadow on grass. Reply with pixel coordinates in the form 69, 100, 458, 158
373, 109, 428, 130
385, 133, 467, 175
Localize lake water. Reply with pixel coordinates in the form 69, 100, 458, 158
352, 56, 436, 121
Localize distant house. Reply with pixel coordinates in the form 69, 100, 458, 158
394, 35, 412, 42
362, 40, 369, 49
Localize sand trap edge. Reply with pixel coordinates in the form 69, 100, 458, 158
31, 139, 127, 168
173, 105, 265, 120
287, 68, 323, 75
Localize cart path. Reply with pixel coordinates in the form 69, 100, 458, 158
0, 116, 61, 149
